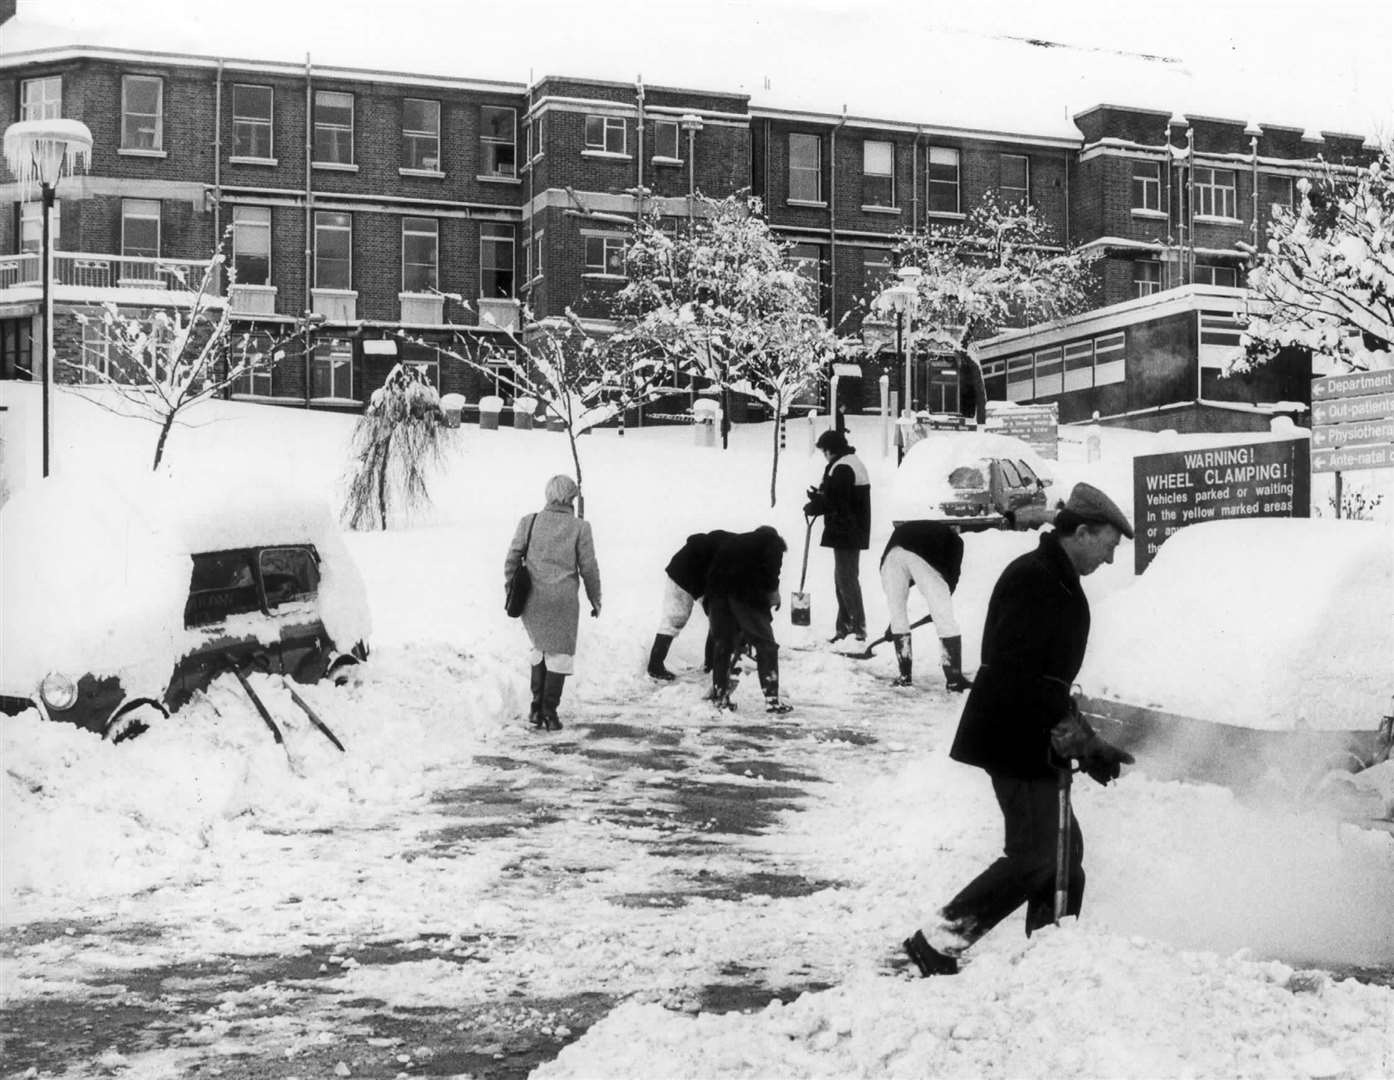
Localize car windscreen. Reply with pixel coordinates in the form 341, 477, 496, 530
260, 546, 320, 608
998, 459, 1025, 488
184, 550, 261, 628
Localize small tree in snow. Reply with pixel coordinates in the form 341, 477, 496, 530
68, 252, 304, 469
888, 195, 1098, 351
414, 310, 669, 517
613, 194, 836, 503
1238, 142, 1394, 373
341, 362, 452, 531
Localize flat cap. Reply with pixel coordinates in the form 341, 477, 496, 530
1062, 482, 1134, 539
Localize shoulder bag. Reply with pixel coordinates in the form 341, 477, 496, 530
505, 514, 537, 618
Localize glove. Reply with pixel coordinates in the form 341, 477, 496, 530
590, 602, 601, 618
769, 590, 782, 611
805, 485, 819, 501
1081, 740, 1135, 786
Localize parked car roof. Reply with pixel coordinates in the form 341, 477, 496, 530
888, 430, 1053, 524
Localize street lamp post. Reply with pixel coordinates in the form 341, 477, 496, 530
4, 119, 93, 479
893, 265, 922, 411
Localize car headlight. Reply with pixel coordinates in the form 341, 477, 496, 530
40, 671, 79, 711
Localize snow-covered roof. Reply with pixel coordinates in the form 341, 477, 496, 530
3, 0, 1388, 141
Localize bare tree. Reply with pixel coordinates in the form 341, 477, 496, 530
68, 250, 305, 469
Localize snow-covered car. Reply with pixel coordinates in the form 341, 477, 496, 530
0, 472, 371, 741
888, 429, 1052, 530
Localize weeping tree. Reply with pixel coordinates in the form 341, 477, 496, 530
342, 362, 452, 531
411, 309, 670, 517
612, 193, 835, 504
67, 250, 306, 470
1238, 141, 1393, 373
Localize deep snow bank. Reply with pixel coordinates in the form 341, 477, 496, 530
1079, 519, 1393, 731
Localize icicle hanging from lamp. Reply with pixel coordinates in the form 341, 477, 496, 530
3, 119, 93, 199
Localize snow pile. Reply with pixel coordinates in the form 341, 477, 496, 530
536, 928, 1393, 1080
1079, 519, 1393, 731
0, 467, 371, 700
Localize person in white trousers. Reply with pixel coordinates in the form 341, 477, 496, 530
878, 520, 970, 691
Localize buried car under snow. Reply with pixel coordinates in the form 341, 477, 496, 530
888, 429, 1053, 530
0, 471, 371, 741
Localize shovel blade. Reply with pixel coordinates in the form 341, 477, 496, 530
789, 591, 811, 626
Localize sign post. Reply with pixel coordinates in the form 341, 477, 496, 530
1132, 437, 1310, 575
1310, 371, 1394, 502
986, 402, 1059, 460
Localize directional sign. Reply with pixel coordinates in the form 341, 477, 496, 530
1311, 417, 1394, 449
1311, 392, 1394, 427
1311, 368, 1394, 400
1312, 443, 1394, 473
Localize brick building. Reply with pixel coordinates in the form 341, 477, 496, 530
0, 43, 1377, 423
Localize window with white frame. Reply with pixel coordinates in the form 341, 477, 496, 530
1006, 355, 1033, 402
1094, 331, 1125, 386
310, 340, 353, 401
1193, 264, 1239, 288
1033, 346, 1062, 397
584, 234, 626, 275
236, 350, 275, 396
480, 222, 515, 298
121, 199, 161, 259
863, 247, 892, 288
232, 205, 271, 286
584, 115, 626, 154
21, 76, 62, 121
1132, 160, 1161, 211
232, 84, 273, 159
1000, 154, 1029, 207
121, 75, 163, 150
528, 228, 544, 281
314, 211, 352, 290
480, 105, 516, 177
1193, 166, 1236, 218
862, 140, 895, 208
789, 134, 821, 203
1063, 340, 1094, 392
526, 114, 544, 162
981, 358, 1007, 399
653, 118, 680, 160
788, 242, 822, 290
927, 146, 960, 214
80, 316, 113, 384
402, 216, 439, 293
1133, 259, 1162, 297
19, 201, 59, 253
402, 98, 441, 171
313, 90, 354, 165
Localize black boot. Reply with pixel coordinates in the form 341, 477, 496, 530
902, 930, 959, 977
541, 671, 567, 731
892, 634, 913, 687
647, 633, 676, 680
941, 636, 973, 693
758, 664, 792, 714
528, 661, 546, 727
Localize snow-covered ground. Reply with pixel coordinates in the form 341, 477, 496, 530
1, 381, 1392, 1079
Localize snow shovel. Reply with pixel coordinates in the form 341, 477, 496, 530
232, 667, 304, 776
1053, 764, 1074, 925
789, 516, 814, 626
281, 680, 347, 752
849, 614, 936, 660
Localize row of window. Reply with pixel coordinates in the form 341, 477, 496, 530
1129, 161, 1298, 219
19, 74, 519, 177
982, 331, 1128, 401
787, 136, 1028, 214
1132, 259, 1240, 298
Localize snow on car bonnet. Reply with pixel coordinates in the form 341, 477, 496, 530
1077, 519, 1392, 732
888, 429, 1052, 520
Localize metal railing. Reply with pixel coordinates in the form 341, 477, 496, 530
0, 251, 211, 292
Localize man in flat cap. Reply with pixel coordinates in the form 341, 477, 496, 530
901, 482, 1136, 976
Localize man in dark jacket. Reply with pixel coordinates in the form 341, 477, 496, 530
704, 526, 792, 714
902, 483, 1136, 977
804, 429, 872, 644
879, 520, 970, 691
648, 529, 735, 680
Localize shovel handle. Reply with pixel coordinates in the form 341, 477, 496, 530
798, 515, 814, 591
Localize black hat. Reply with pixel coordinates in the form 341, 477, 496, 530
815, 430, 852, 454
1061, 482, 1134, 539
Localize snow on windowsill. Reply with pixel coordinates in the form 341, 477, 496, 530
1131, 208, 1167, 219
399, 168, 445, 179
650, 156, 683, 167
581, 272, 627, 282
1194, 214, 1244, 226
230, 156, 278, 167
927, 211, 966, 221
118, 147, 167, 159
477, 174, 521, 185
861, 205, 901, 215
313, 161, 359, 173
786, 199, 828, 209
581, 150, 631, 161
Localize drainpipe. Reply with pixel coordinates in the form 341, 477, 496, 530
912, 127, 923, 233
1185, 126, 1195, 287
213, 60, 223, 269
526, 82, 536, 312
763, 118, 771, 209
1062, 148, 1070, 244
1246, 122, 1262, 251
635, 76, 645, 221
828, 106, 847, 329
681, 113, 704, 227
304, 53, 314, 407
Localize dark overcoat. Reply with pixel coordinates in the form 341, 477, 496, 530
665, 530, 735, 599
704, 528, 785, 608
949, 531, 1090, 780
806, 452, 871, 550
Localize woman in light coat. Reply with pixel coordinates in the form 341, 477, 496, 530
504, 474, 601, 731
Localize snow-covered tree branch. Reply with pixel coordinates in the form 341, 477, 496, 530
66, 250, 307, 469
1238, 142, 1394, 374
